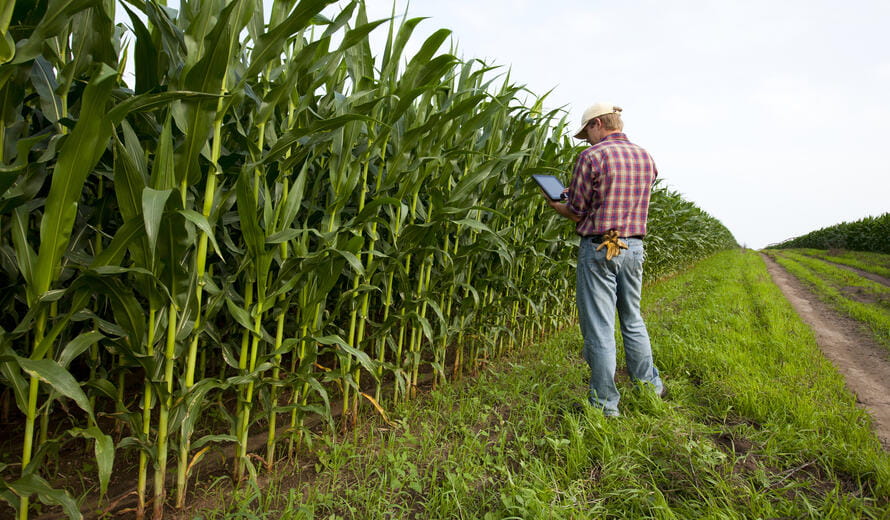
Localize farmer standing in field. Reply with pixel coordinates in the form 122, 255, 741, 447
543, 103, 664, 417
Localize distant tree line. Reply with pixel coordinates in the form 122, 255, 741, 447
772, 213, 890, 253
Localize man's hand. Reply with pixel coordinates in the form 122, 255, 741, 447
541, 188, 581, 222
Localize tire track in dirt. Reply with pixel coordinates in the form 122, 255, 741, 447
761, 253, 890, 450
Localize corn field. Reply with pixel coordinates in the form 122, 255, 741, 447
0, 1, 736, 518
772, 212, 890, 254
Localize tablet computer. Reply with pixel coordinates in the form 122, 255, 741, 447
532, 174, 567, 201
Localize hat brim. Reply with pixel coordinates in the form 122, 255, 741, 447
573, 124, 587, 139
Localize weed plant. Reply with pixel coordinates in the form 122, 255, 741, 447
190, 250, 890, 519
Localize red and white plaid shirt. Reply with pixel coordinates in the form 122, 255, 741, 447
565, 133, 657, 237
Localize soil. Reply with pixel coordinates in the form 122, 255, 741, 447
21, 361, 458, 519
761, 253, 890, 450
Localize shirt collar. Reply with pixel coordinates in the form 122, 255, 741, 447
599, 132, 628, 143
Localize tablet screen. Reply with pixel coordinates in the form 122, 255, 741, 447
532, 174, 566, 201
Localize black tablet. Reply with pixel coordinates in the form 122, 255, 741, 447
532, 174, 567, 201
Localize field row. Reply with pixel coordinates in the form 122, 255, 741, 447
185, 250, 890, 519
0, 2, 735, 518
772, 213, 890, 254
764, 249, 890, 350
794, 248, 890, 279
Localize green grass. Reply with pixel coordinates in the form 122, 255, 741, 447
793, 248, 890, 280
766, 250, 890, 349
187, 250, 890, 519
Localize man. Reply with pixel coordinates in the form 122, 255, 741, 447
544, 102, 664, 417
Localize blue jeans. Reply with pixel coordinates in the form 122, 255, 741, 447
576, 237, 663, 415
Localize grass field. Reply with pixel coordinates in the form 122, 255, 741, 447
186, 249, 890, 519
765, 249, 890, 350
795, 249, 890, 280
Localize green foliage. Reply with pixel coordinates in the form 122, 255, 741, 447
190, 250, 890, 519
645, 181, 738, 280
791, 248, 890, 280
773, 212, 890, 254
0, 1, 735, 517
766, 250, 890, 349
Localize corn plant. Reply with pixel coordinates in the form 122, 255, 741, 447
0, 1, 737, 519
773, 212, 890, 254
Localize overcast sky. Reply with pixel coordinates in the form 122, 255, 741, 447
358, 1, 890, 249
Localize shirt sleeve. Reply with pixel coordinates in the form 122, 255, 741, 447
566, 151, 595, 218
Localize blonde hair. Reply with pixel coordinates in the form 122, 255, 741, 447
593, 107, 623, 131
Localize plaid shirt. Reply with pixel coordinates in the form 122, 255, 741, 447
566, 133, 657, 237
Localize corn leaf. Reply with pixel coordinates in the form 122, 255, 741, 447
243, 0, 335, 80
57, 331, 105, 369
149, 113, 176, 190
4, 473, 81, 520
11, 207, 36, 291
32, 63, 116, 299
0, 344, 28, 415
12, 0, 98, 65
29, 56, 63, 123
16, 357, 95, 422
68, 426, 114, 496
0, 0, 13, 64
142, 188, 172, 257
180, 209, 224, 261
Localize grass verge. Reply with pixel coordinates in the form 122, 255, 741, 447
766, 249, 890, 349
189, 249, 890, 519
793, 248, 890, 280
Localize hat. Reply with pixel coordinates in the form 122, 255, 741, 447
573, 103, 622, 139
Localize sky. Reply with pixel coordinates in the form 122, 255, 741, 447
117, 1, 890, 249
357, 0, 890, 249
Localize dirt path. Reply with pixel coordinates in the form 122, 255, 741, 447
761, 254, 890, 450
